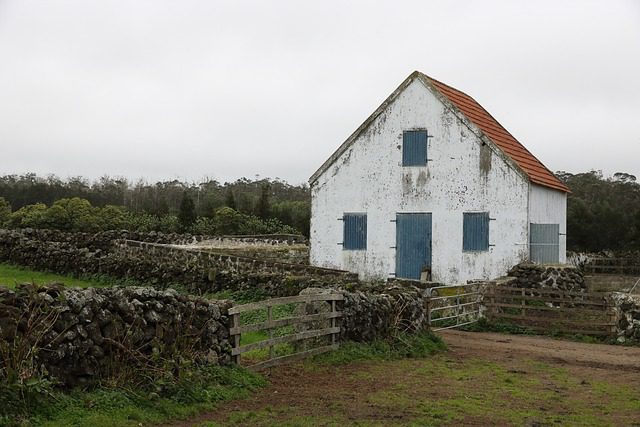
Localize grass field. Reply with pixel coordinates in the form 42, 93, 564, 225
0, 262, 103, 289
6, 366, 266, 427
191, 332, 640, 427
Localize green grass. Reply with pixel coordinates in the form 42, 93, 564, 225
0, 263, 103, 289
214, 355, 639, 426
3, 366, 266, 427
311, 332, 447, 366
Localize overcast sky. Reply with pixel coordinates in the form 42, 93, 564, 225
1, 0, 639, 185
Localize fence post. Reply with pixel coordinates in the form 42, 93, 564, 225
607, 297, 617, 337
331, 300, 336, 345
267, 305, 273, 360
521, 287, 525, 318
456, 286, 461, 326
490, 284, 496, 320
232, 313, 241, 365
425, 293, 431, 328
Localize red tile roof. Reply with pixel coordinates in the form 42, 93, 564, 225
424, 74, 569, 193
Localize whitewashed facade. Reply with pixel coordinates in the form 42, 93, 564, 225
309, 72, 568, 283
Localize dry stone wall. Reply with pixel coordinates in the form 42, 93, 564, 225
507, 263, 586, 292
610, 293, 640, 341
297, 284, 430, 342
112, 240, 356, 295
0, 284, 232, 387
340, 285, 429, 341
0, 229, 351, 296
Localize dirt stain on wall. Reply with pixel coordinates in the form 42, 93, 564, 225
479, 143, 492, 176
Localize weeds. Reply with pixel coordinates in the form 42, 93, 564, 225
312, 332, 446, 365
5, 365, 265, 427
0, 285, 63, 422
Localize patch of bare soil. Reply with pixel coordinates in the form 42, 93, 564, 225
165, 332, 640, 427
441, 330, 640, 373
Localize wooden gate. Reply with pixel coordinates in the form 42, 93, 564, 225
229, 293, 343, 370
484, 285, 617, 336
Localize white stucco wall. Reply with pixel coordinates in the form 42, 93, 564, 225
528, 184, 568, 263
310, 78, 532, 283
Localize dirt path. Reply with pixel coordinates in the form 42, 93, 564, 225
440, 330, 640, 372
166, 332, 640, 426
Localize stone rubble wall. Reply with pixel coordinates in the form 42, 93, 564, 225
0, 229, 351, 296
112, 240, 356, 295
506, 263, 586, 292
610, 292, 640, 341
0, 284, 232, 387
340, 285, 429, 341
296, 284, 430, 342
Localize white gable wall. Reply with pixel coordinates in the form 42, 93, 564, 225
528, 184, 568, 263
310, 78, 531, 283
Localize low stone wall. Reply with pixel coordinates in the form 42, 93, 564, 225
507, 263, 586, 292
341, 285, 429, 341
610, 292, 640, 341
0, 284, 232, 387
0, 229, 349, 296
107, 240, 356, 295
297, 284, 429, 342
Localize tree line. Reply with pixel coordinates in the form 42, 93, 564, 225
557, 170, 640, 252
0, 174, 310, 236
1, 171, 639, 251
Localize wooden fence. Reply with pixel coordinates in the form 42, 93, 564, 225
583, 257, 640, 275
229, 293, 343, 370
484, 285, 617, 336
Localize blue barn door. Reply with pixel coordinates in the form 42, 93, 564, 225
395, 213, 432, 280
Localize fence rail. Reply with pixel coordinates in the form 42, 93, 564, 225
484, 285, 616, 336
583, 257, 640, 275
425, 283, 482, 331
229, 293, 343, 370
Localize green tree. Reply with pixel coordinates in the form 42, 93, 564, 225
255, 183, 271, 219
225, 187, 236, 210
178, 192, 197, 231
213, 207, 241, 235
45, 198, 97, 231
96, 205, 126, 230
9, 203, 48, 228
0, 197, 11, 226
560, 170, 640, 251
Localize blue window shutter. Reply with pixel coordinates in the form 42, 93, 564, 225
343, 213, 367, 250
402, 130, 428, 166
463, 213, 489, 251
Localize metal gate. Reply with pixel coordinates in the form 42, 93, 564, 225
425, 283, 482, 331
395, 213, 432, 280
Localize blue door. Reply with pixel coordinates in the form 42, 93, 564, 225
396, 213, 432, 280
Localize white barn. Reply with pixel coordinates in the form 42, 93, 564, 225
309, 71, 569, 284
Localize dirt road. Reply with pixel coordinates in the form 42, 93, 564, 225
168, 332, 640, 426
441, 329, 640, 372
